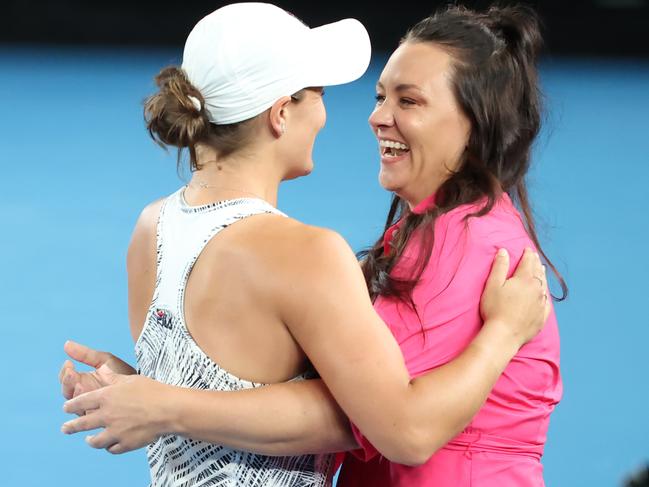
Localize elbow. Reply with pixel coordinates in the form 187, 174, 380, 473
381, 427, 444, 467
388, 451, 430, 468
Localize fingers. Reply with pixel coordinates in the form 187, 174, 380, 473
64, 340, 110, 369
541, 265, 552, 321
62, 411, 104, 435
532, 258, 548, 300
512, 247, 539, 278
73, 382, 85, 398
512, 249, 547, 299
485, 248, 510, 289
539, 264, 548, 294
59, 360, 73, 383
96, 364, 119, 385
61, 362, 81, 400
64, 389, 103, 416
107, 443, 127, 455
86, 430, 119, 451
527, 255, 551, 323
520, 249, 546, 299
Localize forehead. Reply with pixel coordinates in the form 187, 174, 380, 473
378, 41, 454, 91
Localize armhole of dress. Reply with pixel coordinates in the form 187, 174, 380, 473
134, 196, 171, 353
153, 197, 170, 286
171, 202, 296, 387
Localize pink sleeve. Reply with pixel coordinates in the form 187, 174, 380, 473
348, 421, 380, 461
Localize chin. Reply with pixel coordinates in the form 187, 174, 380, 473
284, 163, 313, 181
378, 170, 403, 193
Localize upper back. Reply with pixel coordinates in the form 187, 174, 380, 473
128, 188, 336, 485
128, 188, 316, 385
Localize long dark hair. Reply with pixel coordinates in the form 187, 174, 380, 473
361, 4, 568, 305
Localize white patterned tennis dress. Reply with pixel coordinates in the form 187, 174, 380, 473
135, 188, 334, 487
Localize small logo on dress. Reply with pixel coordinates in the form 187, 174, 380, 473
153, 308, 174, 330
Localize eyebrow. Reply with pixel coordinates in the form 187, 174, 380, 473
376, 81, 423, 93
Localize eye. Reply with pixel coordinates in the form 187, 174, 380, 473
400, 98, 416, 106
375, 94, 385, 105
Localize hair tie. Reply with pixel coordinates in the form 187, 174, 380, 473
188, 95, 202, 112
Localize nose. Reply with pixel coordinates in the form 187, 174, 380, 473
368, 101, 394, 132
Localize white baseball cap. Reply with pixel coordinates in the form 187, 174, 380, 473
181, 2, 371, 125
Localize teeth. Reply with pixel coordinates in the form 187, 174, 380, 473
379, 139, 409, 150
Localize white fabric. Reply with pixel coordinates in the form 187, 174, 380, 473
181, 2, 371, 124
135, 188, 334, 486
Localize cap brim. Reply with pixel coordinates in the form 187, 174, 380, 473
303, 18, 372, 87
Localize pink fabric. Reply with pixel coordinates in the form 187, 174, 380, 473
338, 193, 562, 486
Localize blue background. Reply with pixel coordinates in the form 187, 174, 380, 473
1, 47, 648, 486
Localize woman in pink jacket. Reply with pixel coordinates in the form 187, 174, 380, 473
338, 6, 564, 485
61, 3, 564, 486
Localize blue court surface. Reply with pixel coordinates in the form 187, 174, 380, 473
1, 46, 648, 486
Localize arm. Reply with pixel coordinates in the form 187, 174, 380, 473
273, 234, 547, 465
174, 251, 533, 462
59, 201, 160, 399
61, 203, 354, 453
63, 241, 547, 461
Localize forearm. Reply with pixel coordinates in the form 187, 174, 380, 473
269, 241, 545, 466
163, 379, 357, 456
401, 319, 520, 463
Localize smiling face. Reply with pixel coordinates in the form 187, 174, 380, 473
369, 41, 472, 208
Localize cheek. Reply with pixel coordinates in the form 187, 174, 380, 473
314, 101, 326, 131
438, 114, 470, 162
413, 116, 468, 174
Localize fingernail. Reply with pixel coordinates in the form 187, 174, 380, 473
498, 248, 508, 257
85, 435, 94, 444
542, 265, 546, 271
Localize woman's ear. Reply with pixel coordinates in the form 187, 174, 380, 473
269, 96, 292, 138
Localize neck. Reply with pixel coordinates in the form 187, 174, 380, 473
186, 149, 282, 207
398, 178, 447, 211
399, 188, 434, 212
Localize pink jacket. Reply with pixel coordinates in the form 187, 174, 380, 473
339, 193, 562, 487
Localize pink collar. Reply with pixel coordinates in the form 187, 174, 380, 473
411, 192, 437, 215
382, 193, 436, 254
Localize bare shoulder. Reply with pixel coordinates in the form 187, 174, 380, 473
132, 199, 165, 239
214, 214, 359, 292
127, 198, 165, 267
236, 215, 355, 270
223, 214, 372, 332
127, 198, 165, 341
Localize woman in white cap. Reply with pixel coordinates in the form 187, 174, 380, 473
60, 3, 551, 486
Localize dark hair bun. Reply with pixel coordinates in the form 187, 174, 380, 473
486, 5, 543, 60
144, 66, 209, 149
